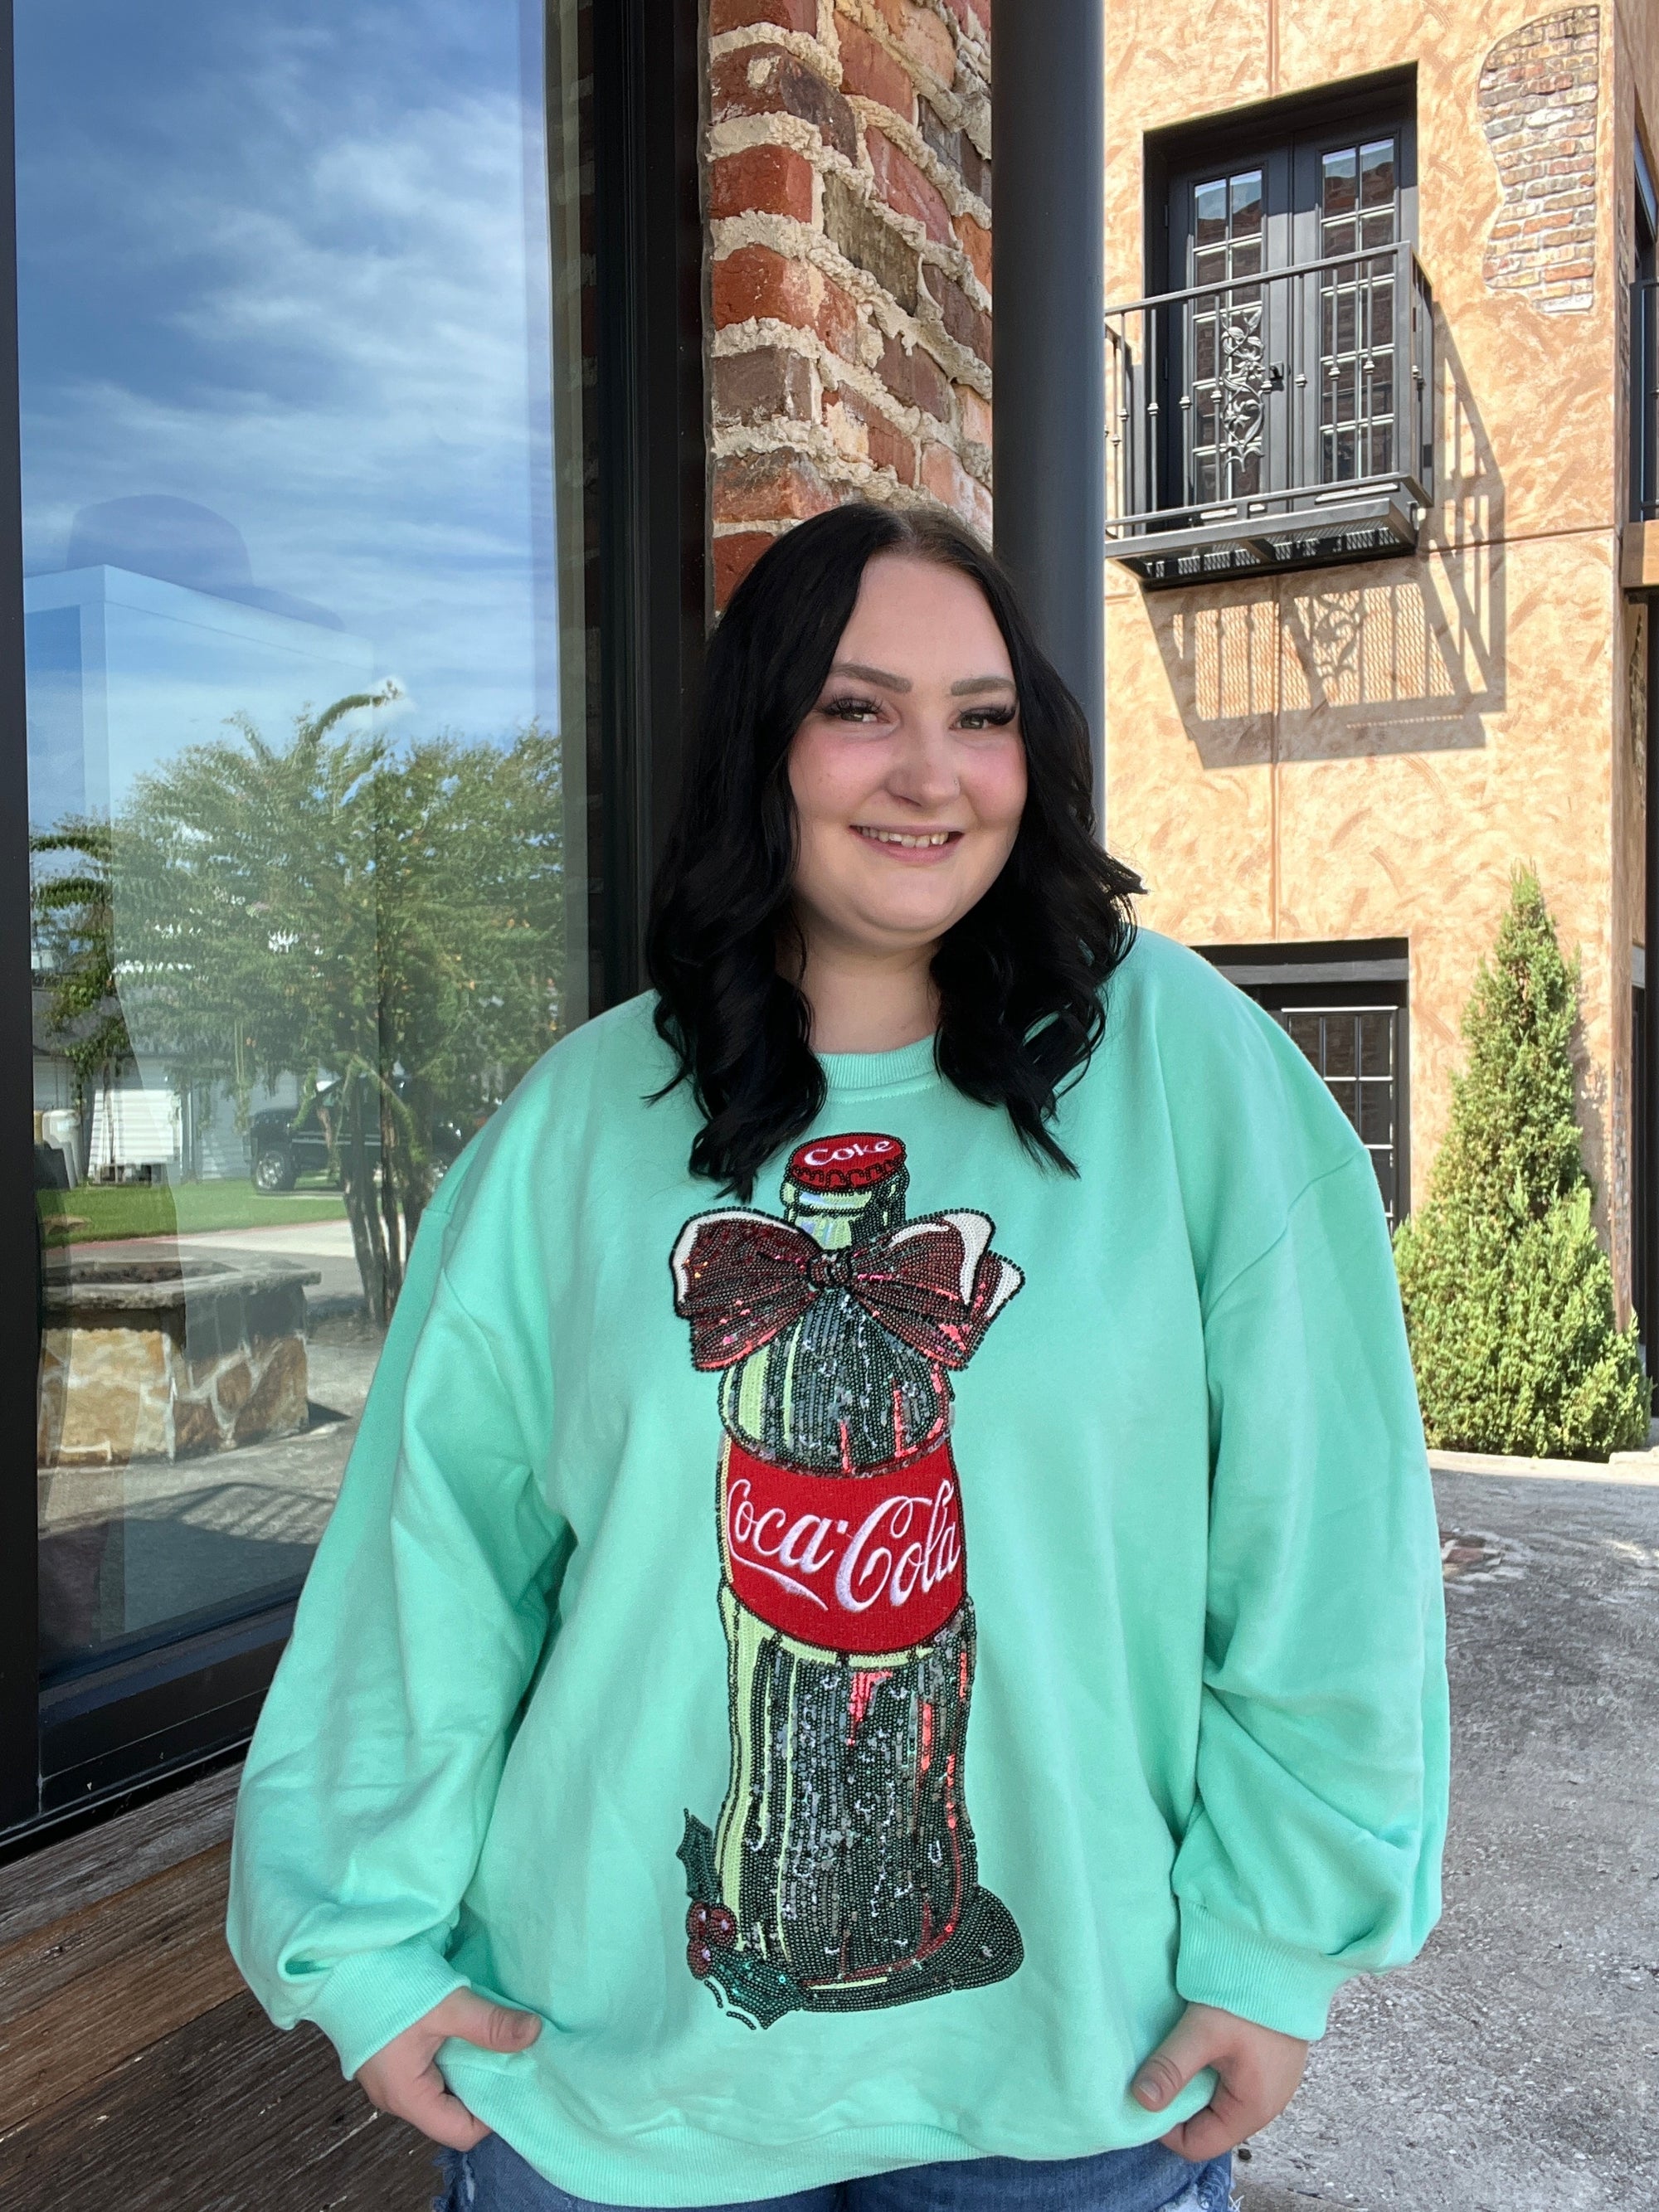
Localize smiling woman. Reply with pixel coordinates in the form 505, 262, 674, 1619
9, 0, 594, 1803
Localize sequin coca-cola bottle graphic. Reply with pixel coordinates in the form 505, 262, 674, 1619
669, 1131, 1024, 2027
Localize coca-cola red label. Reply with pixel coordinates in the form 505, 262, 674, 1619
719, 1435, 966, 1654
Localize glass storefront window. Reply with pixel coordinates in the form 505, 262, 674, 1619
22, 0, 589, 1679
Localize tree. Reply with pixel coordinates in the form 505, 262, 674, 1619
114, 694, 569, 1325
31, 819, 135, 1148
1393, 868, 1650, 1460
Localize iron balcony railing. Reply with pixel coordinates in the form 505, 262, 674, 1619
1105, 241, 1435, 585
1633, 276, 1658, 522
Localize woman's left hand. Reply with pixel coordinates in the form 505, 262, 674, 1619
1130, 2000, 1309, 2160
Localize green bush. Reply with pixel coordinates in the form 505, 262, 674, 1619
1393, 869, 1651, 1460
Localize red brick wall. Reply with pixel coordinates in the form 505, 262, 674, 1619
1477, 7, 1601, 314
706, 0, 993, 610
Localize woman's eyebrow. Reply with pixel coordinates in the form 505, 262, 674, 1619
828, 659, 910, 691
950, 673, 1016, 695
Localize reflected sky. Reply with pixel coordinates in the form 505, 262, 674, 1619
15, 0, 560, 753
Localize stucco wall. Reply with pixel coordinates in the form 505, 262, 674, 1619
1102, 2, 1652, 1302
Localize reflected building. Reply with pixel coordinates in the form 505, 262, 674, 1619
24, 494, 372, 825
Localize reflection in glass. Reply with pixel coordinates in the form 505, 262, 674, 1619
1318, 137, 1399, 485
1186, 168, 1267, 504
24, 0, 587, 1677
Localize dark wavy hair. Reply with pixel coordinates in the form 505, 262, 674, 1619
645, 501, 1141, 1194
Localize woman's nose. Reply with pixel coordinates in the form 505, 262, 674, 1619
885, 721, 961, 806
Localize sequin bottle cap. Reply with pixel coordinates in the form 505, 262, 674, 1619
786, 1133, 907, 1193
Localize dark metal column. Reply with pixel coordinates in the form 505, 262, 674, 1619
991, 1, 1106, 824
591, 0, 708, 1009
1645, 609, 1659, 1354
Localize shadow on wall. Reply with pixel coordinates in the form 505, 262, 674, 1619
1148, 323, 1505, 766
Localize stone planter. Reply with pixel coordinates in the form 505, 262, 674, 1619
37, 1256, 321, 1468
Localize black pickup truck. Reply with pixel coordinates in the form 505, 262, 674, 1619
249, 1083, 465, 1194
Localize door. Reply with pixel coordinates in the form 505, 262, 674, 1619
1292, 127, 1410, 490
1168, 151, 1293, 510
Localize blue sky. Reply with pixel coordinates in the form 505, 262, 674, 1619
16, 0, 570, 749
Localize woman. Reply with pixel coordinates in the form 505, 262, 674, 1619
229, 503, 1447, 2212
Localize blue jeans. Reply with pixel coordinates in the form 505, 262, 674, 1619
435, 2134, 1233, 2212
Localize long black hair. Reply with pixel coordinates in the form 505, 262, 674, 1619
645, 501, 1141, 1194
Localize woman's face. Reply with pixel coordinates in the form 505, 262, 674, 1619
787, 552, 1028, 966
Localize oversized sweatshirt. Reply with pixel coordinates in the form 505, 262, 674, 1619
227, 930, 1448, 2206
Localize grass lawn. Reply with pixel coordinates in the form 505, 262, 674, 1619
39, 1177, 348, 1245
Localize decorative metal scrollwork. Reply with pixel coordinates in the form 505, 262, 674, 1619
1214, 300, 1266, 486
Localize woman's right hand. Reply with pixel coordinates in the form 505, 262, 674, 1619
355, 1989, 542, 2149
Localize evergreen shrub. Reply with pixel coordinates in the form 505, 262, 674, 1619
1393, 869, 1652, 1460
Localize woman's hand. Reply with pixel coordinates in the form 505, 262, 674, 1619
1131, 2000, 1308, 2161
355, 1989, 542, 2150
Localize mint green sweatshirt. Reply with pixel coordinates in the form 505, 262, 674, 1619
227, 931, 1447, 2205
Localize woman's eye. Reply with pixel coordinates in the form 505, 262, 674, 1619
821, 695, 883, 723
958, 704, 1017, 731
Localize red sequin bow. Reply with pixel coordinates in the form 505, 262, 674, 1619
670, 1208, 1024, 1372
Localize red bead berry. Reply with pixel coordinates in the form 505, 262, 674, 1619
687, 1901, 710, 1940
705, 1905, 737, 1949
687, 1939, 714, 1979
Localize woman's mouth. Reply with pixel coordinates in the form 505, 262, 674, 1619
852, 826, 962, 851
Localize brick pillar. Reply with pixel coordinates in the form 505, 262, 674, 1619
707, 0, 993, 610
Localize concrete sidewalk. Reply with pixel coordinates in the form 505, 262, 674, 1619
1238, 1466, 1659, 2211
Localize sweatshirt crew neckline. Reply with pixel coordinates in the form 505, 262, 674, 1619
816, 1033, 939, 1095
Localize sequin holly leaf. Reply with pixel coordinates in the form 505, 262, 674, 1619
677, 1812, 721, 1903
705, 1946, 804, 2030
675, 1813, 804, 2027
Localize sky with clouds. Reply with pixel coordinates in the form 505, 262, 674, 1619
16, 0, 574, 753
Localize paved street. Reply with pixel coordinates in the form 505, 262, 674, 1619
1239, 1466, 1659, 2212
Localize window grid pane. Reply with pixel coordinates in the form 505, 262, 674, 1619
1318, 136, 1399, 484
1186, 166, 1267, 504
1273, 1003, 1402, 1228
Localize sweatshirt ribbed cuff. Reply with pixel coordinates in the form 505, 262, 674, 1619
1175, 1903, 1351, 2040
304, 1935, 470, 2079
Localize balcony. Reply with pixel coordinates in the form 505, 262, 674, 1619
1104, 243, 1435, 587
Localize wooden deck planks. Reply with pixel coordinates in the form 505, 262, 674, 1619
0, 1990, 434, 2212
0, 1842, 246, 2132
0, 1762, 241, 1952
0, 1762, 429, 2208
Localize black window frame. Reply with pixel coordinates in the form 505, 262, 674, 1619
1198, 940, 1411, 1231
1631, 135, 1657, 524
0, 0, 706, 1848
1633, 959, 1647, 1344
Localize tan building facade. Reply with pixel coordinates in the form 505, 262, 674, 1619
1102, 2, 1659, 1318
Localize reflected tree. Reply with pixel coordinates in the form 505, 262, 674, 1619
116, 691, 568, 1324
31, 819, 134, 1130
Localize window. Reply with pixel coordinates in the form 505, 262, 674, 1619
1634, 960, 1647, 1342
1307, 137, 1404, 485
1199, 943, 1410, 1229
2, 0, 703, 1837
1107, 78, 1432, 586
1632, 139, 1657, 523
